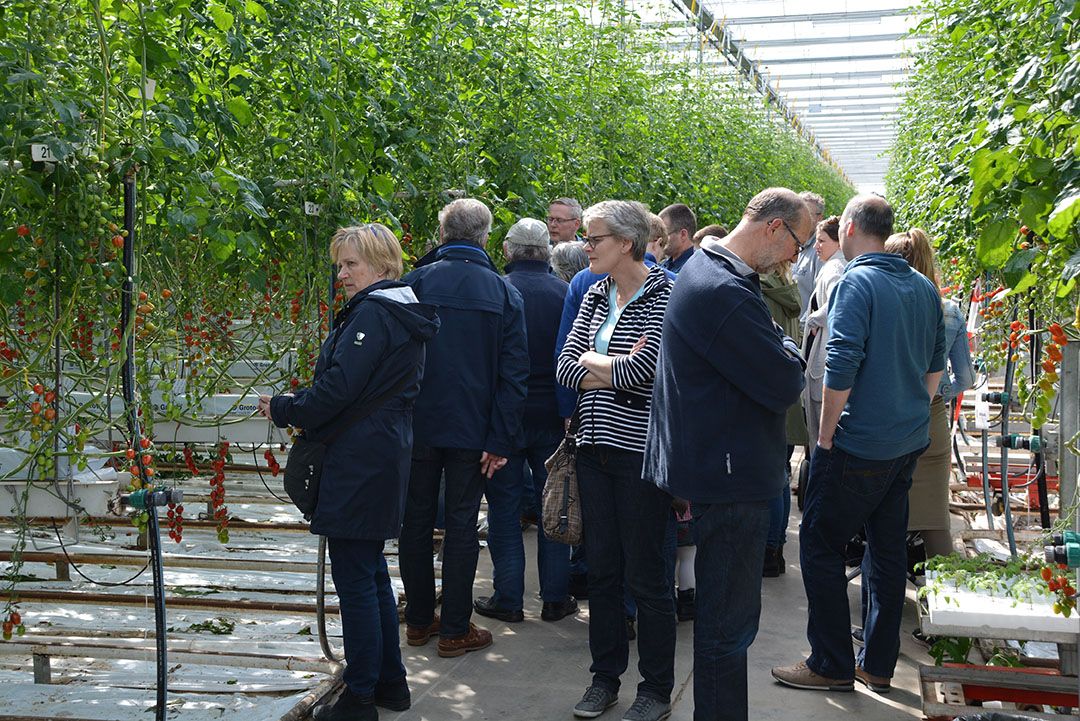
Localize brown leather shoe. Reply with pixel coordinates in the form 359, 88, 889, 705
771, 660, 854, 692
437, 623, 493, 658
854, 666, 891, 693
406, 615, 440, 647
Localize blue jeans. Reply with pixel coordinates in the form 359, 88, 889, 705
400, 446, 485, 637
486, 424, 569, 607
691, 500, 770, 721
800, 444, 924, 680
327, 538, 407, 698
577, 444, 676, 702
766, 445, 795, 548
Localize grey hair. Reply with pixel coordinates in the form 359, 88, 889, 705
550, 197, 583, 220
506, 241, 551, 263
438, 198, 492, 246
743, 188, 811, 227
551, 241, 589, 282
798, 191, 825, 214
582, 200, 651, 262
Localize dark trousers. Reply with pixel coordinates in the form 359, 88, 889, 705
691, 500, 770, 721
577, 444, 675, 702
400, 446, 484, 638
766, 444, 795, 548
486, 424, 569, 607
327, 538, 407, 697
800, 444, 924, 680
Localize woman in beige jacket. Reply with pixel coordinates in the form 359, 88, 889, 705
801, 216, 846, 446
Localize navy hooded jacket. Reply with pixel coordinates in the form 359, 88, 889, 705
270, 280, 439, 539
643, 247, 804, 504
404, 243, 529, 457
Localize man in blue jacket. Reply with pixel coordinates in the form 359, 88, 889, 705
473, 217, 580, 625
399, 198, 529, 658
772, 195, 945, 694
643, 187, 809, 721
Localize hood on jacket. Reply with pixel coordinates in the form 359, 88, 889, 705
339, 279, 440, 342
759, 273, 801, 318
845, 251, 915, 277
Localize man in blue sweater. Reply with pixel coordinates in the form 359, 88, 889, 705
772, 195, 945, 694
643, 188, 809, 721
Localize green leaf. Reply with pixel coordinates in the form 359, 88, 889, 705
6, 70, 42, 84
976, 220, 1016, 269
371, 174, 395, 199
244, 0, 267, 22
1047, 190, 1080, 239
207, 2, 235, 32
239, 192, 268, 219
1063, 249, 1080, 283
970, 148, 1019, 213
225, 97, 253, 126
1018, 186, 1055, 235
1002, 248, 1037, 287
1010, 56, 1042, 92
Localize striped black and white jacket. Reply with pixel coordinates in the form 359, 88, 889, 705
556, 266, 672, 453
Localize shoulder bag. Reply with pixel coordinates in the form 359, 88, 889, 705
542, 411, 583, 545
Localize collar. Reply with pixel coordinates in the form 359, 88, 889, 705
504, 259, 553, 275
699, 237, 755, 278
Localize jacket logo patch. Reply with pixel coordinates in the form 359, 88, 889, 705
354, 332, 366, 346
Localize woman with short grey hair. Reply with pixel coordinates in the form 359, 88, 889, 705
556, 199, 676, 721
551, 241, 588, 282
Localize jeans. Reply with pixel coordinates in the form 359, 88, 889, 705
327, 538, 407, 698
766, 445, 795, 548
486, 425, 569, 607
400, 446, 485, 638
577, 444, 676, 702
691, 500, 770, 721
800, 444, 924, 680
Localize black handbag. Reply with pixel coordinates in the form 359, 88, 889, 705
283, 374, 413, 520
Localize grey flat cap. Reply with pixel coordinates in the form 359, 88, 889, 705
506, 217, 551, 247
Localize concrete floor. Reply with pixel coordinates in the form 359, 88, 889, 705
381, 503, 931, 721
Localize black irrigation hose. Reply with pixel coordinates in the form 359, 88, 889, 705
249, 445, 292, 505
50, 520, 150, 587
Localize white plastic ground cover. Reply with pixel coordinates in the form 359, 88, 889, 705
925, 570, 1080, 636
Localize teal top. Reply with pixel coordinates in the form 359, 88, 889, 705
595, 282, 645, 355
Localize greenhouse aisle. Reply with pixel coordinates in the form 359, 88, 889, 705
371, 500, 926, 721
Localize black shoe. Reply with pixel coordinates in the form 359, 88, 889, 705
541, 597, 579, 622
313, 687, 377, 721
568, 573, 589, 600
676, 588, 695, 622
473, 595, 524, 622
851, 625, 864, 647
625, 616, 636, 641
763, 545, 785, 577
374, 678, 411, 712
911, 627, 937, 648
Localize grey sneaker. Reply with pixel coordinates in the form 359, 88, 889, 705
573, 686, 618, 718
621, 696, 672, 721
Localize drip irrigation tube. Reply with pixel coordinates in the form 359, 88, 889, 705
316, 536, 340, 663
122, 169, 168, 721
1028, 305, 1052, 529
999, 302, 1020, 558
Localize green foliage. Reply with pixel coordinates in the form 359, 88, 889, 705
888, 0, 1080, 308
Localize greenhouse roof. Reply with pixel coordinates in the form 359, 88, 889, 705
631, 0, 924, 193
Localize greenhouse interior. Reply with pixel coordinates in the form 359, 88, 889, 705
1, 0, 1078, 719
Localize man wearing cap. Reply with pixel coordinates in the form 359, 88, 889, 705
474, 218, 580, 623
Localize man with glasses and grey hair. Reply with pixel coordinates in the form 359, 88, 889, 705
644, 187, 809, 721
399, 198, 529, 659
547, 197, 584, 245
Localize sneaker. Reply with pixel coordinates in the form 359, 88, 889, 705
573, 685, 618, 718
622, 695, 672, 721
625, 616, 636, 641
437, 623, 493, 658
676, 589, 695, 622
911, 627, 936, 648
771, 661, 854, 692
473, 596, 524, 623
373, 679, 411, 711
541, 596, 579, 622
312, 687, 377, 721
405, 615, 440, 646
851, 625, 864, 647
568, 573, 589, 600
854, 666, 891, 694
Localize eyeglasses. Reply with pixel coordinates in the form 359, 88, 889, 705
582, 234, 616, 249
778, 219, 801, 248
546, 216, 578, 225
